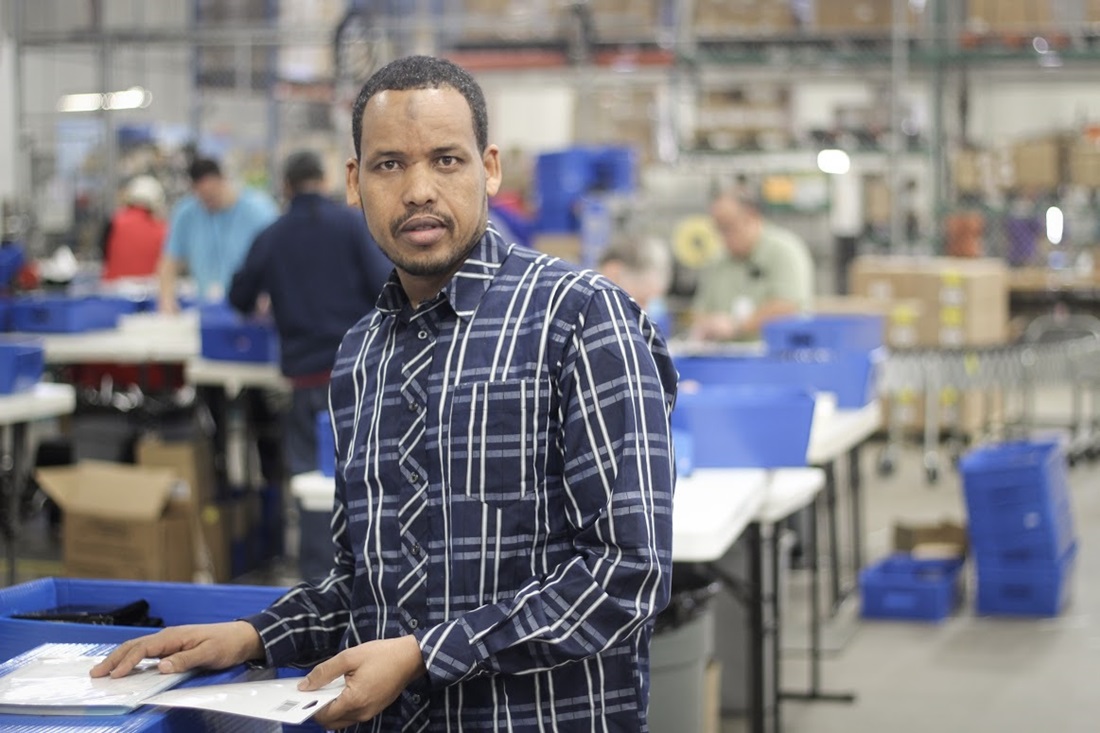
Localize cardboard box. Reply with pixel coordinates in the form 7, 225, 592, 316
36, 461, 195, 582
136, 434, 216, 508
814, 0, 922, 31
968, 0, 1053, 31
812, 295, 923, 349
953, 148, 991, 194
703, 659, 721, 733
848, 255, 924, 301
1069, 139, 1100, 188
1012, 136, 1064, 190
894, 520, 968, 559
197, 502, 232, 584
913, 259, 1009, 347
694, 0, 795, 36
886, 388, 1003, 438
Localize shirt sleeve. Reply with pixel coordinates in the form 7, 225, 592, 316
766, 235, 814, 311
227, 231, 270, 315
415, 287, 678, 688
691, 262, 727, 315
164, 200, 191, 261
241, 404, 359, 668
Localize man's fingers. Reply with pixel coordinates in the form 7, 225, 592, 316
155, 645, 209, 674
312, 691, 355, 728
298, 655, 350, 691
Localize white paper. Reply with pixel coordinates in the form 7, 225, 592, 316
0, 645, 191, 716
146, 676, 345, 725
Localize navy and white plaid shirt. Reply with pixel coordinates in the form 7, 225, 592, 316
246, 225, 678, 731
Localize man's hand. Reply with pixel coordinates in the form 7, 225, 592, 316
298, 635, 427, 730
157, 293, 180, 315
89, 621, 264, 678
690, 312, 739, 342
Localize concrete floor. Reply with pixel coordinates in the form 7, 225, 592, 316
725, 392, 1099, 733
4, 387, 1096, 732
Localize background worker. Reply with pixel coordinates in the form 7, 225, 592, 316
597, 234, 673, 334
690, 189, 814, 341
100, 175, 168, 281
228, 150, 391, 580
157, 156, 278, 311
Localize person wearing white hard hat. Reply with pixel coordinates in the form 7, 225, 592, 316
100, 175, 168, 281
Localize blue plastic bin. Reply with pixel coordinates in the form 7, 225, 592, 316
675, 350, 882, 409
859, 554, 965, 622
960, 438, 1075, 570
976, 542, 1077, 617
535, 148, 595, 208
0, 299, 9, 331
0, 245, 23, 288
199, 305, 280, 363
671, 385, 815, 468
591, 145, 637, 193
0, 338, 44, 394
0, 578, 286, 663
316, 410, 335, 478
762, 313, 885, 353
671, 428, 694, 478
11, 295, 128, 333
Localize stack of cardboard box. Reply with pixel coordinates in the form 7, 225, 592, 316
692, 0, 795, 39
966, 0, 1054, 34
35, 434, 259, 585
812, 0, 924, 32
849, 255, 1010, 436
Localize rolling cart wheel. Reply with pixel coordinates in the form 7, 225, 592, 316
925, 465, 939, 484
1067, 451, 1079, 469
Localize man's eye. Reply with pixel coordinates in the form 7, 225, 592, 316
378, 160, 399, 171
438, 156, 457, 167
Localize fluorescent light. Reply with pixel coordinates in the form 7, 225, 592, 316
57, 86, 151, 113
1046, 206, 1064, 245
105, 86, 151, 110
57, 92, 104, 113
817, 149, 851, 175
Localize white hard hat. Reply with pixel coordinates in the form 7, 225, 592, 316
125, 175, 165, 211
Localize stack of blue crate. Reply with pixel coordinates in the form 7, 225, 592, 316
960, 438, 1078, 617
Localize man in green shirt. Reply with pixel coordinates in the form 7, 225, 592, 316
690, 190, 814, 341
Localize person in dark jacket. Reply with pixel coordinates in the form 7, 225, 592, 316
229, 150, 391, 478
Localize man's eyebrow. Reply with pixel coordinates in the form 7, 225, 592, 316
366, 149, 406, 161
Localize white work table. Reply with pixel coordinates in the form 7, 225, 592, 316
185, 357, 288, 396
807, 400, 882, 465
672, 468, 768, 563
0, 382, 77, 586
12, 312, 200, 365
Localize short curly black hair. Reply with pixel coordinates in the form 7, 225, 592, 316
351, 55, 488, 160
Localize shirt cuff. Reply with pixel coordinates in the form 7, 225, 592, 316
414, 617, 493, 690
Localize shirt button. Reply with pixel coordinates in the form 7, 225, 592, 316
411, 693, 421, 705
417, 330, 428, 340
408, 400, 418, 412
409, 618, 419, 629
407, 472, 418, 484
412, 543, 422, 556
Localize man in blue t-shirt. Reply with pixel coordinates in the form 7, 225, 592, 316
157, 157, 278, 312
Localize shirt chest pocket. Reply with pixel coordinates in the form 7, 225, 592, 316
446, 377, 555, 509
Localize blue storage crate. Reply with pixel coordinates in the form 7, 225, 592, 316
316, 410, 335, 478
671, 384, 814, 468
961, 438, 1075, 569
200, 305, 280, 363
671, 428, 694, 478
0, 578, 286, 662
0, 338, 43, 394
0, 245, 23, 288
535, 148, 595, 208
11, 295, 127, 333
976, 542, 1077, 617
674, 349, 882, 409
591, 145, 637, 193
859, 554, 965, 622
762, 313, 885, 353
0, 299, 10, 331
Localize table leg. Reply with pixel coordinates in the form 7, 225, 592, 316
747, 522, 764, 733
779, 493, 856, 706
823, 461, 842, 615
769, 522, 781, 733
2, 423, 27, 587
848, 445, 864, 577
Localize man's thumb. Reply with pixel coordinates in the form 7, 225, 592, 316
299, 659, 340, 691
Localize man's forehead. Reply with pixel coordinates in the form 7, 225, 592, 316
361, 88, 473, 138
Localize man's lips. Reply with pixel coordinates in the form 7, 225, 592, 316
398, 216, 448, 246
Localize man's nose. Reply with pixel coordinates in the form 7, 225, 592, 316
402, 163, 436, 208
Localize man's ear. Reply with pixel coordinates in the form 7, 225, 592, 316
483, 145, 502, 197
345, 158, 361, 208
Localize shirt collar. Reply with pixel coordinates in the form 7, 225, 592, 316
372, 222, 508, 324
